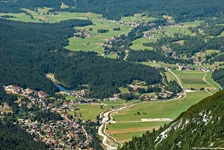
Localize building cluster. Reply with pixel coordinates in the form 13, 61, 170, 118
2, 85, 91, 149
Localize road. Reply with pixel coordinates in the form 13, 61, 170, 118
98, 103, 138, 150
98, 69, 222, 149
168, 69, 187, 98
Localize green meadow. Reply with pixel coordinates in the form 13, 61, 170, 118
75, 104, 107, 121
107, 122, 169, 143
130, 38, 155, 50
66, 19, 132, 52
121, 14, 157, 22
112, 91, 210, 122
172, 70, 213, 90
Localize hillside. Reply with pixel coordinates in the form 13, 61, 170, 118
1, 0, 223, 21
0, 120, 48, 150
0, 19, 161, 98
120, 90, 224, 149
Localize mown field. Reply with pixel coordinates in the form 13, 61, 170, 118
107, 122, 169, 143
107, 68, 220, 143
172, 70, 214, 90
69, 99, 139, 121
108, 91, 210, 143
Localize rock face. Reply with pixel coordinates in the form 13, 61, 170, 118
120, 91, 224, 150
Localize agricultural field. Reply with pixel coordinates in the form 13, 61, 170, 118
0, 8, 101, 23
106, 68, 220, 143
107, 122, 168, 143
172, 70, 214, 90
75, 104, 107, 121
73, 99, 139, 121
164, 70, 178, 82
129, 21, 203, 51
130, 38, 155, 50
65, 18, 132, 53
108, 91, 210, 143
121, 14, 157, 22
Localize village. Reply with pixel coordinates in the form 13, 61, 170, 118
1, 85, 92, 149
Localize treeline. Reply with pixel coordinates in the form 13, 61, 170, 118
74, 0, 224, 21
104, 22, 154, 55
212, 69, 224, 89
144, 34, 224, 58
0, 19, 92, 95
0, 120, 48, 150
51, 52, 161, 98
127, 50, 191, 64
83, 121, 104, 150
1, 0, 224, 22
0, 0, 75, 13
120, 90, 224, 149
189, 18, 224, 36
0, 19, 161, 98
34, 110, 63, 123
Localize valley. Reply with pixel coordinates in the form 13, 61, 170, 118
0, 0, 224, 149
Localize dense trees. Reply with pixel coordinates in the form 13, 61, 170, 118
0, 19, 92, 95
0, 120, 48, 150
127, 49, 190, 64
212, 69, 224, 89
1, 0, 224, 22
0, 19, 161, 98
74, 0, 224, 21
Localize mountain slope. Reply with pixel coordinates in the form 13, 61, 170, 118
120, 91, 224, 150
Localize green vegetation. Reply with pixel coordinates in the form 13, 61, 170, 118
107, 122, 169, 142
130, 38, 154, 51
120, 90, 224, 149
76, 104, 106, 121
0, 18, 162, 98
66, 18, 132, 52
173, 70, 212, 90
0, 120, 48, 150
113, 92, 210, 122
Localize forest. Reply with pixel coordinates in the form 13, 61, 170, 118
1, 0, 224, 22
0, 19, 161, 98
74, 0, 224, 21
0, 120, 48, 150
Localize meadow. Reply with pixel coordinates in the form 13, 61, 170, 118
130, 21, 202, 51
172, 70, 213, 90
107, 68, 220, 143
107, 91, 210, 142
106, 122, 169, 143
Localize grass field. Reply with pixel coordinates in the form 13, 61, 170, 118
75, 104, 107, 121
205, 49, 221, 56
172, 70, 213, 90
66, 18, 132, 52
113, 91, 210, 122
107, 122, 169, 142
121, 14, 157, 22
119, 87, 129, 93
107, 68, 220, 142
74, 99, 139, 121
0, 8, 101, 23
108, 91, 210, 142
130, 38, 155, 50
164, 71, 178, 82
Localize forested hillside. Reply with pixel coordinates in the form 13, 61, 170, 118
1, 0, 223, 21
0, 120, 48, 150
74, 0, 224, 21
120, 91, 224, 149
0, 19, 161, 98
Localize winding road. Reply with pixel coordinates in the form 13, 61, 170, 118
98, 69, 221, 149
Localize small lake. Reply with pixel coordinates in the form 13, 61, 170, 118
56, 84, 76, 93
